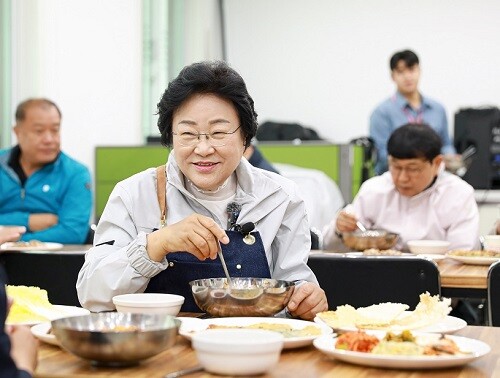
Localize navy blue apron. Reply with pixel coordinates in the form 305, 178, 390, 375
145, 230, 271, 312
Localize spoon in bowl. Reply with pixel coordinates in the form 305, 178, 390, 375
217, 241, 232, 287
356, 221, 367, 232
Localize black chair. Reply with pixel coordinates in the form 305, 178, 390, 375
310, 228, 321, 250
307, 254, 441, 310
0, 251, 85, 307
487, 260, 500, 326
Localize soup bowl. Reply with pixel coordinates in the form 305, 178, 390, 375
342, 230, 399, 251
51, 312, 180, 366
190, 277, 295, 317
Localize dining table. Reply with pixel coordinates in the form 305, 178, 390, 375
437, 257, 489, 299
34, 321, 500, 378
310, 250, 491, 300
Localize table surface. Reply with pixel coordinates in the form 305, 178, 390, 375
34, 324, 500, 378
438, 258, 489, 290
311, 250, 490, 290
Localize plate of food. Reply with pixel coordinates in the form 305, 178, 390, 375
315, 292, 465, 334
0, 241, 63, 251
446, 250, 500, 265
313, 330, 490, 369
31, 322, 59, 346
178, 316, 333, 349
7, 305, 90, 326
6, 285, 90, 326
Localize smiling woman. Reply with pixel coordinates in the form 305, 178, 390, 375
77, 61, 327, 320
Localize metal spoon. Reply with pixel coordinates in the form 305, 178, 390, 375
217, 241, 232, 284
356, 221, 367, 232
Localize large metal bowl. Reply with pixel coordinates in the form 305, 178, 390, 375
190, 277, 295, 317
51, 312, 180, 366
342, 230, 399, 251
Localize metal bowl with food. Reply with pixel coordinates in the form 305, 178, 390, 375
190, 277, 295, 317
51, 312, 180, 366
342, 229, 399, 251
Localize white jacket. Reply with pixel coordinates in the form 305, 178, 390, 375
77, 153, 316, 311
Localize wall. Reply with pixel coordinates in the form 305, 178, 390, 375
224, 0, 500, 143
10, 0, 143, 178
7, 0, 500, 181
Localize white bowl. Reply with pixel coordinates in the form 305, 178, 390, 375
483, 235, 500, 252
192, 329, 284, 375
407, 240, 451, 255
112, 293, 184, 316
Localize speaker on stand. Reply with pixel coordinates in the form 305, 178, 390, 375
454, 107, 500, 189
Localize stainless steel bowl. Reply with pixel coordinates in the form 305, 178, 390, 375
190, 277, 295, 317
51, 312, 180, 366
342, 230, 399, 251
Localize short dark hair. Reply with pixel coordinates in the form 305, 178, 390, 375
389, 49, 419, 71
15, 98, 62, 122
387, 123, 442, 162
157, 61, 258, 147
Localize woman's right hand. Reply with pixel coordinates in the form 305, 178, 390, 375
146, 214, 229, 262
335, 210, 358, 234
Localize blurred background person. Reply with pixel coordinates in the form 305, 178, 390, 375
0, 98, 92, 244
243, 143, 279, 174
323, 123, 479, 251
370, 49, 458, 175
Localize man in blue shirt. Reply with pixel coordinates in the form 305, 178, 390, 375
0, 98, 92, 244
370, 49, 457, 175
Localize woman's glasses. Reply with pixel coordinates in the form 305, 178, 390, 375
172, 126, 241, 147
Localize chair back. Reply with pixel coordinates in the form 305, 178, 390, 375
307, 254, 441, 310
487, 260, 500, 326
0, 251, 85, 307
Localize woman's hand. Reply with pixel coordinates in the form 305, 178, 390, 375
146, 214, 229, 262
7, 325, 38, 375
286, 282, 328, 320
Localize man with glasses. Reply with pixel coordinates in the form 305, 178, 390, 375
323, 123, 479, 251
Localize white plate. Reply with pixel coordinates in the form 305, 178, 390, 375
314, 313, 466, 334
0, 242, 63, 251
178, 316, 333, 349
313, 332, 490, 369
7, 305, 90, 326
446, 255, 500, 265
31, 322, 59, 346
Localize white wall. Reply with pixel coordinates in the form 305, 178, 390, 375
11, 0, 142, 177
9, 0, 500, 174
224, 0, 500, 143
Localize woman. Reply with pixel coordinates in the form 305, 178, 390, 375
77, 61, 327, 320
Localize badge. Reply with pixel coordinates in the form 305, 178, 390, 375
243, 234, 256, 245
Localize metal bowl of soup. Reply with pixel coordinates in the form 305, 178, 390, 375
190, 277, 295, 317
342, 229, 399, 251
51, 312, 180, 366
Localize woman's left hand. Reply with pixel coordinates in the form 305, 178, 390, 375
286, 282, 328, 320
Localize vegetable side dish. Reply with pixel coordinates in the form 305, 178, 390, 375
336, 330, 467, 356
